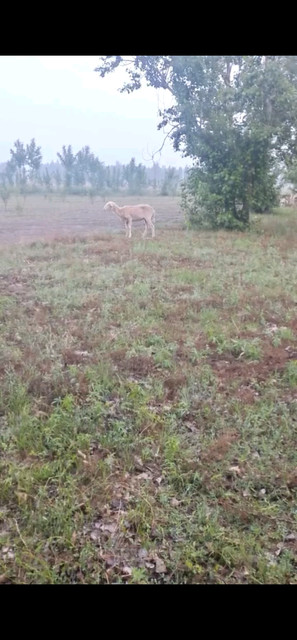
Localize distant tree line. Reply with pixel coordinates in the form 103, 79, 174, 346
0, 139, 187, 206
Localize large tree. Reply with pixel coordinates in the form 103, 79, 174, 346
95, 56, 297, 228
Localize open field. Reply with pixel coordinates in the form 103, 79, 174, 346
1, 201, 297, 583
0, 194, 183, 245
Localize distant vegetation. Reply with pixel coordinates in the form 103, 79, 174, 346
0, 139, 188, 203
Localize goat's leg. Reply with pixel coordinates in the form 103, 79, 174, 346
142, 221, 148, 238
125, 220, 131, 238
128, 219, 132, 239
148, 220, 155, 238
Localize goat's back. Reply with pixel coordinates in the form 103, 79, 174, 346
122, 204, 155, 220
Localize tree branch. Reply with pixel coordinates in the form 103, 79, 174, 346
143, 125, 179, 163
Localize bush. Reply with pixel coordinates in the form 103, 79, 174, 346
181, 172, 248, 231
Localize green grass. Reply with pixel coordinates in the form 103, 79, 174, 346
1, 205, 297, 583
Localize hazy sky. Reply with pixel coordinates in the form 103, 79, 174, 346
0, 56, 189, 168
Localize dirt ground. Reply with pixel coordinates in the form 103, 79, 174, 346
0, 194, 183, 245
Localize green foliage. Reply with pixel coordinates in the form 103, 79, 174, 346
284, 360, 297, 386
181, 169, 248, 230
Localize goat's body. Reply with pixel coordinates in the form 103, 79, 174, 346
103, 201, 155, 238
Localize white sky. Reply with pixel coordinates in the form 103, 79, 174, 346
0, 56, 189, 168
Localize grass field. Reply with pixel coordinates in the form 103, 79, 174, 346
1, 196, 297, 583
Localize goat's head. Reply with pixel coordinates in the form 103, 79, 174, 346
103, 201, 116, 212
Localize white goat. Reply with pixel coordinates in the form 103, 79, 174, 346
103, 201, 156, 239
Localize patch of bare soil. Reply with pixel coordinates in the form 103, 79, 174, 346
170, 256, 214, 269
209, 340, 297, 395
238, 292, 294, 323
163, 375, 187, 400
170, 284, 195, 295
0, 274, 32, 298
84, 239, 131, 262
164, 297, 223, 323
200, 429, 238, 463
28, 369, 90, 406
61, 348, 96, 366
110, 350, 156, 378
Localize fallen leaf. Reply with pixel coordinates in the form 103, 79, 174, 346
122, 566, 132, 576
74, 350, 90, 357
100, 523, 117, 534
77, 449, 87, 460
155, 476, 163, 485
15, 491, 28, 503
110, 499, 125, 511
229, 466, 241, 475
137, 472, 151, 481
184, 422, 198, 433
0, 574, 8, 583
275, 543, 285, 557
3, 549, 15, 560
265, 324, 278, 334
285, 533, 297, 541
264, 551, 277, 566
105, 556, 117, 568
90, 530, 100, 541
134, 456, 144, 469
171, 498, 180, 507
154, 556, 167, 574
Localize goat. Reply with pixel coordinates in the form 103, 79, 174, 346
103, 201, 156, 239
